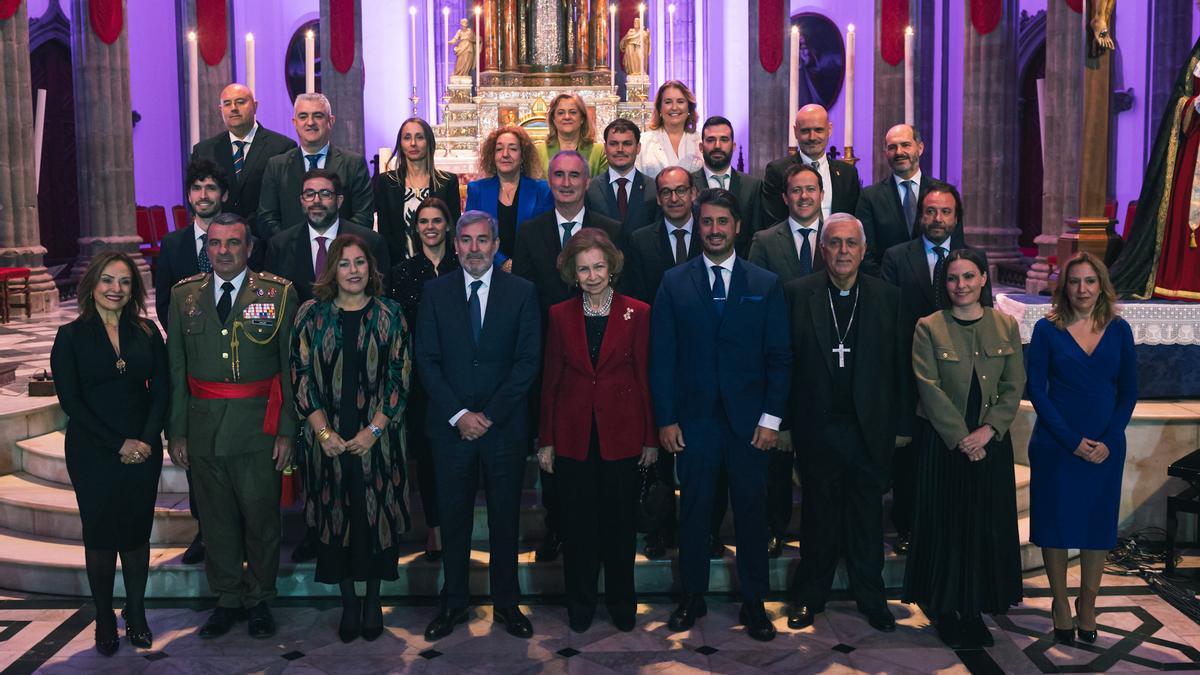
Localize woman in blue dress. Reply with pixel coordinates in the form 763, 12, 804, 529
1027, 251, 1137, 646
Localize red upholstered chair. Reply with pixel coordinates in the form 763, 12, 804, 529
136, 207, 153, 246
149, 206, 170, 242
0, 268, 32, 323
172, 205, 189, 232
1122, 201, 1138, 240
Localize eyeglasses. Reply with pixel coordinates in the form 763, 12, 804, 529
657, 186, 692, 199
301, 189, 337, 201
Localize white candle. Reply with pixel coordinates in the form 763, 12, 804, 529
667, 3, 675, 81
379, 147, 394, 173
304, 29, 315, 93
187, 31, 200, 148
409, 6, 418, 116
442, 7, 450, 85
788, 25, 799, 149
903, 26, 914, 126
844, 24, 855, 149
474, 5, 482, 85
244, 33, 256, 94
638, 2, 646, 82
33, 89, 46, 192
609, 3, 617, 89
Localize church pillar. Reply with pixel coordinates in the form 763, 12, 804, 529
320, 0, 365, 156
70, 0, 148, 284
747, 0, 788, 176
961, 0, 1021, 268
591, 0, 610, 81
1026, 0, 1082, 293
181, 0, 233, 144
871, 0, 935, 181
0, 1, 57, 314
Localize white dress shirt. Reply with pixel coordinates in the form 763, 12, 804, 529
300, 142, 331, 169
449, 266, 495, 427
789, 216, 820, 268
636, 128, 703, 178
193, 221, 209, 257
556, 207, 586, 247
608, 166, 637, 200
212, 267, 248, 305
703, 167, 732, 190
893, 170, 923, 205
228, 121, 259, 156
799, 151, 833, 220
308, 219, 340, 274
664, 217, 694, 263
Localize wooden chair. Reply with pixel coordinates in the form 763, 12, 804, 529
0, 268, 32, 323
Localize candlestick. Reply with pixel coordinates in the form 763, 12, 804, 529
33, 88, 46, 192
903, 26, 914, 126
667, 3, 675, 81
788, 25, 799, 149
442, 7, 450, 88
474, 5, 482, 89
304, 29, 315, 93
410, 6, 419, 117
187, 31, 200, 149
379, 147, 394, 174
245, 33, 256, 93
844, 24, 855, 150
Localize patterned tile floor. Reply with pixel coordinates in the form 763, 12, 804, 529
2, 567, 1200, 674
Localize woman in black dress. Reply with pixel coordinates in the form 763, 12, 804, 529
388, 197, 459, 561
292, 234, 411, 642
50, 252, 168, 655
373, 117, 462, 264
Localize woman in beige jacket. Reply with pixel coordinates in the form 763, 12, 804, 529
901, 248, 1026, 650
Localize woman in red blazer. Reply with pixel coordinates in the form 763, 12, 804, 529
537, 228, 657, 634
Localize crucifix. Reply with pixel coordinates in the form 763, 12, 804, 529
832, 343, 851, 368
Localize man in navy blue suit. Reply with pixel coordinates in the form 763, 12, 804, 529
415, 210, 542, 642
650, 188, 792, 642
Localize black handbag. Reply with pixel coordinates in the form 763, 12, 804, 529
636, 465, 672, 534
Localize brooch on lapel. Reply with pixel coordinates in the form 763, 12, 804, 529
184, 294, 201, 317
624, 307, 634, 321
256, 288, 265, 297
243, 303, 277, 320
267, 287, 278, 298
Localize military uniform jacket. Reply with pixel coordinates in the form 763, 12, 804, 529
167, 270, 299, 456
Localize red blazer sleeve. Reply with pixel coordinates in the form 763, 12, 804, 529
538, 304, 566, 446
630, 300, 658, 449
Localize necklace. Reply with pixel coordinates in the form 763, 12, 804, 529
104, 321, 126, 374
583, 288, 613, 317
826, 286, 859, 368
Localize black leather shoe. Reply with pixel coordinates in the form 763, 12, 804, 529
865, 607, 896, 633
246, 602, 276, 639
424, 606, 469, 641
568, 610, 593, 633
936, 614, 962, 649
362, 597, 384, 641
667, 594, 707, 632
644, 533, 667, 560
961, 614, 993, 647
338, 597, 362, 643
181, 533, 205, 564
535, 532, 562, 563
739, 602, 776, 642
121, 607, 153, 649
767, 534, 785, 558
709, 536, 724, 559
493, 606, 533, 638
290, 532, 319, 563
95, 610, 119, 656
787, 604, 816, 629
423, 548, 443, 563
199, 607, 241, 640
612, 612, 636, 632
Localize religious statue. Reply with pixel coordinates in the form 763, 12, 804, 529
449, 18, 477, 78
1109, 36, 1200, 301
620, 17, 650, 77
1087, 0, 1115, 57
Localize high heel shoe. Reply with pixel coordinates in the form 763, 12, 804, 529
121, 608, 153, 649
362, 598, 384, 642
1074, 598, 1097, 643
1051, 599, 1075, 646
338, 597, 362, 643
95, 610, 119, 656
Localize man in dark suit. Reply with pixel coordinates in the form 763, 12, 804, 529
784, 213, 908, 634
746, 162, 825, 558
190, 83, 296, 240
880, 181, 990, 553
257, 93, 373, 241
512, 150, 621, 563
263, 169, 390, 306
584, 118, 658, 240
855, 124, 964, 275
690, 116, 762, 254
651, 188, 791, 642
154, 158, 229, 565
761, 104, 860, 226
621, 166, 700, 305
416, 210, 541, 641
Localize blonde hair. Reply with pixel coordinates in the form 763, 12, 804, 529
1048, 251, 1119, 330
649, 80, 697, 133
545, 93, 595, 146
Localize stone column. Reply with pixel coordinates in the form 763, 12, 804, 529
182, 0, 233, 144
70, 0, 148, 284
320, 0, 365, 156
1026, 0, 1082, 293
592, 0, 610, 78
0, 2, 57, 314
747, 0, 788, 177
961, 0, 1021, 268
872, 0, 935, 181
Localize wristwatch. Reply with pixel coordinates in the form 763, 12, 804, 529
367, 423, 383, 438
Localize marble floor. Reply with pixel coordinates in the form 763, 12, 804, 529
3, 566, 1200, 674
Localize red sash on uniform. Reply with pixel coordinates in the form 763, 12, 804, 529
187, 375, 283, 435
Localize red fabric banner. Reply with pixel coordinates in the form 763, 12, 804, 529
196, 0, 227, 66
880, 0, 908, 66
758, 0, 784, 73
1065, 0, 1083, 13
329, 0, 355, 74
0, 0, 21, 21
970, 0, 1002, 35
89, 0, 123, 44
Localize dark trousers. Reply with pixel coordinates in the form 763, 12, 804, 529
190, 451, 281, 608
792, 419, 887, 612
407, 388, 439, 528
185, 468, 202, 536
557, 446, 639, 624
767, 450, 795, 536
434, 434, 525, 610
676, 417, 770, 602
890, 442, 916, 537
652, 454, 725, 543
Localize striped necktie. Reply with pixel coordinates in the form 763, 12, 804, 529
232, 140, 246, 177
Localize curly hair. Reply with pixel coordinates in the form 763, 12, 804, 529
545, 93, 596, 146
1048, 251, 1119, 331
649, 80, 697, 133
477, 125, 543, 179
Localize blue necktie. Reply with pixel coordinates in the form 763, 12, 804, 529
232, 140, 246, 176
306, 153, 321, 171
468, 280, 483, 345
901, 180, 917, 235
798, 228, 813, 277
711, 265, 726, 316
561, 222, 576, 249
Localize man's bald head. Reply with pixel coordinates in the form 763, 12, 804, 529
794, 104, 832, 159
218, 83, 258, 137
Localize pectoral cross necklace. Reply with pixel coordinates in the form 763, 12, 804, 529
826, 286, 859, 368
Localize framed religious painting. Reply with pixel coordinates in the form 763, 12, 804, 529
792, 13, 846, 110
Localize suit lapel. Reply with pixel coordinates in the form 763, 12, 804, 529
774, 223, 803, 279
238, 128, 271, 183
214, 139, 239, 194
286, 150, 306, 202
809, 282, 835, 377
717, 260, 746, 335
629, 173, 647, 225
293, 228, 316, 286
884, 176, 909, 236
594, 293, 630, 371
907, 240, 937, 308
476, 271, 504, 348
687, 257, 718, 323
563, 299, 595, 375
197, 274, 219, 329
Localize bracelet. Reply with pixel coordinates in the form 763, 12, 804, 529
367, 423, 383, 438
316, 426, 332, 442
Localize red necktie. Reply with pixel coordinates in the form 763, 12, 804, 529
314, 236, 328, 276
616, 177, 629, 220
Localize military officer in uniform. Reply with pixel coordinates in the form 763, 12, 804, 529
167, 212, 298, 640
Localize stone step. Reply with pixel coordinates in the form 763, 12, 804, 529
0, 473, 197, 545
14, 431, 188, 493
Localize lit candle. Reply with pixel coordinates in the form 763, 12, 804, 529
474, 4, 482, 86
638, 2, 646, 81
244, 33, 256, 94
304, 29, 315, 93
903, 26, 914, 126
187, 31, 200, 148
609, 3, 617, 89
667, 3, 675, 81
410, 6, 419, 116
788, 25, 799, 149
442, 7, 450, 86
844, 24, 855, 150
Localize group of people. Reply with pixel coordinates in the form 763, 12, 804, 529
50, 76, 1137, 654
